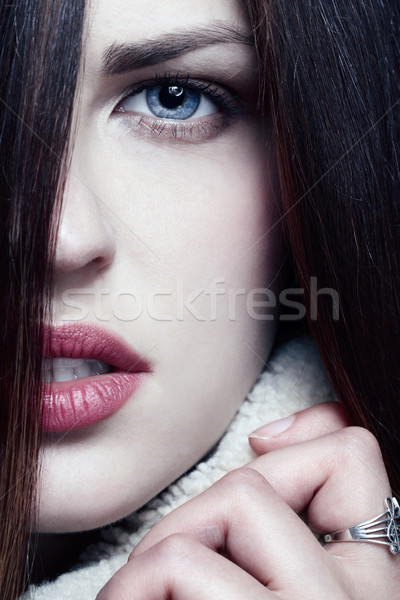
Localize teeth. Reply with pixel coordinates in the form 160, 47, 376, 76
53, 367, 75, 383
42, 358, 111, 383
74, 362, 91, 379
52, 358, 85, 368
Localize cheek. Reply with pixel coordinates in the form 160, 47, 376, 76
38, 123, 284, 534
112, 120, 280, 278
116, 126, 282, 428
107, 121, 283, 388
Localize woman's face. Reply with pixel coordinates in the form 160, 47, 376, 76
38, 0, 283, 532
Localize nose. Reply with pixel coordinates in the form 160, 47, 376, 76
54, 171, 116, 275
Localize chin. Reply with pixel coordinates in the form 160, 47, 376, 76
36, 459, 181, 534
36, 496, 139, 534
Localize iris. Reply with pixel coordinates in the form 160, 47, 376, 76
146, 84, 201, 119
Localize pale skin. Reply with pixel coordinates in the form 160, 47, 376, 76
98, 405, 398, 599
40, 0, 281, 532
40, 0, 397, 597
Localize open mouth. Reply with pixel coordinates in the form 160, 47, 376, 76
42, 358, 112, 383
42, 324, 150, 433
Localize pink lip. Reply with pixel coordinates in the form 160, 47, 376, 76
42, 324, 150, 433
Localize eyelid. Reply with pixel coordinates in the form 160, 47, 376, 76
114, 72, 246, 118
111, 72, 248, 143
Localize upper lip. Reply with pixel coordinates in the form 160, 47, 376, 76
44, 324, 150, 374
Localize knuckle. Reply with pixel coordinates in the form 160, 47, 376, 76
336, 426, 382, 460
96, 580, 125, 600
154, 532, 197, 563
217, 467, 271, 505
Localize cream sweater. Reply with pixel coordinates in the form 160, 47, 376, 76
24, 336, 335, 599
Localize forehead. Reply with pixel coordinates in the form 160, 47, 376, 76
86, 0, 248, 54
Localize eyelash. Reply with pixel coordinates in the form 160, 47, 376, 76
113, 73, 245, 143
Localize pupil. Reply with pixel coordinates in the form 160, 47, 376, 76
159, 85, 185, 109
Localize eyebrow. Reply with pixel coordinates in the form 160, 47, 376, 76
101, 22, 254, 77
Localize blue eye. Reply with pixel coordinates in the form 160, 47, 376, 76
148, 85, 199, 119
119, 83, 219, 121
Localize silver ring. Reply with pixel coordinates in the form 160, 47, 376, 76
324, 497, 400, 555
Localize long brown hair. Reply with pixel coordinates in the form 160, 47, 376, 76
246, 0, 400, 490
1, 0, 399, 595
0, 1, 85, 596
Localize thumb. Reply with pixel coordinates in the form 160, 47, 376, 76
248, 401, 350, 454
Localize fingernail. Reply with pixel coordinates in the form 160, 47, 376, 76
248, 414, 295, 440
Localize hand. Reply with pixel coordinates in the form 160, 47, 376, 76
97, 403, 398, 599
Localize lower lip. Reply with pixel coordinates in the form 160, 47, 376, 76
42, 372, 146, 432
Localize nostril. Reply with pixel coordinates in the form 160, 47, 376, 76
54, 242, 115, 275
86, 255, 113, 274
54, 176, 116, 275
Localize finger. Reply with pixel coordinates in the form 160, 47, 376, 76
248, 401, 350, 454
248, 426, 391, 534
248, 426, 398, 600
131, 427, 390, 573
130, 468, 343, 595
98, 534, 273, 600
127, 427, 393, 600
